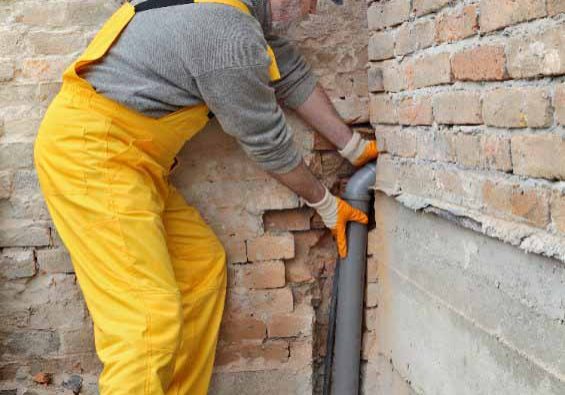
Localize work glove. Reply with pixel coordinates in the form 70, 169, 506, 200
338, 131, 378, 167
306, 187, 368, 258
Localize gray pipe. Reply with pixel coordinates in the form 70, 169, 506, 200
332, 162, 376, 395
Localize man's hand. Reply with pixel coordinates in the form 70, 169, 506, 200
305, 187, 368, 258
339, 132, 379, 167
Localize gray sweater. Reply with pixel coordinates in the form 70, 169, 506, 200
81, 0, 317, 173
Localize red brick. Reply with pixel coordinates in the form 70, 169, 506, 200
398, 96, 433, 125
479, 0, 547, 32
220, 316, 266, 343
483, 180, 550, 227
483, 88, 552, 128
435, 5, 479, 43
368, 30, 396, 61
368, 0, 411, 30
413, 53, 452, 88
451, 46, 506, 81
511, 135, 565, 180
507, 25, 565, 78
413, 0, 451, 16
266, 309, 314, 338
246, 233, 294, 261
370, 94, 398, 125
263, 209, 312, 232
556, 84, 565, 125
231, 261, 286, 289
433, 91, 482, 125
548, 0, 565, 15
395, 19, 435, 56
551, 190, 565, 233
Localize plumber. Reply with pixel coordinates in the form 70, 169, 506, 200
33, 0, 378, 393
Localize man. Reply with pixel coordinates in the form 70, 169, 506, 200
33, 0, 378, 393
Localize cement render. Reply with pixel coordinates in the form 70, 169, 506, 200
366, 193, 565, 395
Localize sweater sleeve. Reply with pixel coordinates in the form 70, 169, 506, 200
194, 63, 303, 174
265, 34, 318, 109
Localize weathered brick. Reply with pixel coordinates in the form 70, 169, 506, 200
0, 170, 13, 199
482, 88, 552, 128
551, 190, 565, 233
0, 248, 36, 280
435, 5, 478, 43
64, 1, 114, 26
453, 133, 512, 171
263, 209, 312, 232
36, 248, 74, 274
368, 66, 384, 93
479, 0, 547, 32
483, 180, 550, 227
413, 53, 452, 88
17, 3, 68, 27
548, 0, 565, 15
511, 134, 565, 180
227, 288, 294, 314
451, 46, 506, 81
507, 25, 565, 78
433, 91, 482, 125
21, 57, 72, 82
398, 96, 433, 125
220, 316, 266, 343
332, 97, 370, 124
285, 231, 324, 283
417, 130, 456, 163
0, 62, 14, 82
30, 299, 87, 330
395, 19, 435, 56
231, 261, 286, 289
369, 94, 398, 125
246, 233, 294, 261
556, 84, 565, 125
0, 30, 20, 55
223, 238, 247, 264
413, 0, 451, 16
368, 0, 411, 30
26, 32, 85, 56
2, 330, 60, 358
366, 256, 378, 283
215, 340, 289, 369
362, 332, 378, 360
377, 127, 418, 157
368, 31, 395, 61
365, 283, 379, 307
364, 308, 377, 331
266, 308, 314, 338
382, 59, 408, 92
0, 220, 50, 247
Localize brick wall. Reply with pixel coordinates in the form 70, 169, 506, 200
0, 0, 368, 394
363, 0, 565, 393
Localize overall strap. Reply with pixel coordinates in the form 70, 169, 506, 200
135, 0, 194, 12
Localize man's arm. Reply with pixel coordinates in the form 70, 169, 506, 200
266, 35, 378, 166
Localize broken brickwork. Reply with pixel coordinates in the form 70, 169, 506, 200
0, 0, 368, 394
364, 0, 565, 393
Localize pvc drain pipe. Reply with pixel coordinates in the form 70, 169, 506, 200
332, 162, 376, 395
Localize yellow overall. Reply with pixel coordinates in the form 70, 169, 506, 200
33, 2, 280, 394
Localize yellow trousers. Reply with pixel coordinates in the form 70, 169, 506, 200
34, 82, 227, 394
